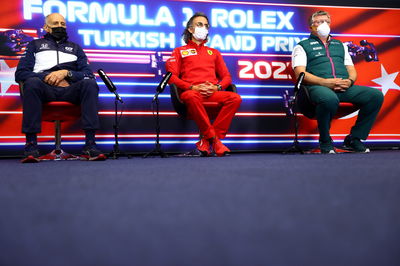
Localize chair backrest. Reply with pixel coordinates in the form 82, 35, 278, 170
296, 85, 317, 119
169, 84, 188, 118
18, 82, 25, 99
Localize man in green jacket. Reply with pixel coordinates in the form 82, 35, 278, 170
291, 10, 383, 153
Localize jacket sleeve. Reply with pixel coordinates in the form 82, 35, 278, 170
69, 44, 95, 81
214, 50, 232, 90
15, 41, 47, 83
165, 48, 192, 90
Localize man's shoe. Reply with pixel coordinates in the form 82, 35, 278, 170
343, 135, 370, 153
175, 149, 203, 157
196, 138, 211, 156
319, 140, 336, 154
81, 143, 107, 161
22, 142, 40, 163
24, 142, 40, 158
212, 137, 230, 157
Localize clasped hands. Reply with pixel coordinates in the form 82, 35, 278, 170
322, 78, 353, 92
191, 81, 218, 97
44, 70, 70, 87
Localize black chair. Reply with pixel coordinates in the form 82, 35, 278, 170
283, 74, 359, 153
169, 84, 238, 156
169, 84, 237, 120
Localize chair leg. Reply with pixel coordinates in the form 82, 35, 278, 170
38, 120, 78, 160
54, 120, 62, 153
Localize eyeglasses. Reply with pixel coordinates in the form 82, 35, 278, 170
312, 19, 331, 25
193, 22, 210, 29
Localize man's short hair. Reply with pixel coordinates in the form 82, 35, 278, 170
308, 11, 330, 26
182, 12, 209, 44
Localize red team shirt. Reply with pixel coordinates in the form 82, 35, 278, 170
166, 40, 232, 91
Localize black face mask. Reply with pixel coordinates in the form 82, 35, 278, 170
50, 27, 67, 41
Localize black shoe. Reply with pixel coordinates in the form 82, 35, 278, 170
175, 149, 203, 157
21, 142, 40, 163
81, 143, 107, 161
319, 140, 336, 154
24, 142, 40, 158
343, 135, 370, 153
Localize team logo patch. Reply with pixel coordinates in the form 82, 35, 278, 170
65, 47, 73, 52
181, 49, 197, 58
39, 43, 49, 50
207, 50, 213, 55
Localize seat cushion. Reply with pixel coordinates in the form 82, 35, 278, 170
42, 102, 81, 122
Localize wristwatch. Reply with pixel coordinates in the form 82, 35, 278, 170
67, 70, 73, 79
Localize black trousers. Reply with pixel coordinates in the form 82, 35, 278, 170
22, 77, 100, 134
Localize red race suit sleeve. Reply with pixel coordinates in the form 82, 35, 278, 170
166, 48, 192, 91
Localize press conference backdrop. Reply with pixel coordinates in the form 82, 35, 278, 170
0, 0, 399, 155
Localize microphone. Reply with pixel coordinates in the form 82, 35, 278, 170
157, 72, 172, 93
295, 72, 305, 92
153, 72, 172, 101
97, 69, 123, 103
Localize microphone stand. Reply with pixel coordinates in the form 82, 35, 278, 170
143, 93, 168, 158
97, 69, 130, 159
283, 99, 304, 154
283, 73, 305, 154
108, 96, 130, 159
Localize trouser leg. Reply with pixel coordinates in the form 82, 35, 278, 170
207, 91, 242, 139
308, 85, 340, 142
61, 79, 100, 130
180, 90, 215, 139
21, 77, 56, 133
338, 85, 384, 140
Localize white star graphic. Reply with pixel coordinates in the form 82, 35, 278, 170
0, 60, 17, 95
372, 64, 400, 96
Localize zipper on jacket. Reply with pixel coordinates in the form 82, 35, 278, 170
56, 43, 59, 66
324, 42, 336, 78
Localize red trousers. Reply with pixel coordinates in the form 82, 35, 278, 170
180, 90, 242, 139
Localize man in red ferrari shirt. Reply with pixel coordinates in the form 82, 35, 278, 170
166, 12, 242, 157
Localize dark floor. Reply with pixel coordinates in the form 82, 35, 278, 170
0, 151, 399, 266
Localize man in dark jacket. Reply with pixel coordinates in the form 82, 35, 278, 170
15, 13, 106, 160
291, 10, 383, 153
